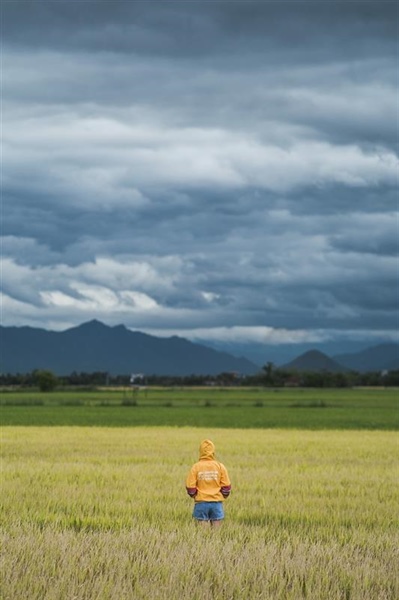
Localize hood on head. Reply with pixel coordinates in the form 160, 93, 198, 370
199, 439, 215, 460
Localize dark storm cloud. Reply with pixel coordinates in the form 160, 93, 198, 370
2, 1, 397, 348
4, 0, 396, 151
4, 1, 396, 58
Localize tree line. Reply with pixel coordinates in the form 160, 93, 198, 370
1, 365, 398, 391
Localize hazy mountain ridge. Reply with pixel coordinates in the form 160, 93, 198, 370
1, 321, 397, 375
333, 343, 399, 373
0, 320, 258, 376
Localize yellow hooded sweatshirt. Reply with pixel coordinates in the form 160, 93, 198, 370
185, 439, 231, 502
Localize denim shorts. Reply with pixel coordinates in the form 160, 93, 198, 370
193, 501, 224, 521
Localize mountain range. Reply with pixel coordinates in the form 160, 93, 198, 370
0, 320, 258, 376
333, 344, 399, 372
1, 320, 398, 375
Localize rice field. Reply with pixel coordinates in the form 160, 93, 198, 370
1, 426, 398, 599
1, 387, 397, 429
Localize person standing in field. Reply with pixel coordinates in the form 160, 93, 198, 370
185, 439, 231, 528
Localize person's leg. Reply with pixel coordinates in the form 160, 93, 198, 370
197, 519, 210, 528
209, 502, 224, 528
210, 519, 222, 529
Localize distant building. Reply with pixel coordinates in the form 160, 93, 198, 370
130, 373, 145, 386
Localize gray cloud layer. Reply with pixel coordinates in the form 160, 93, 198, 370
2, 1, 398, 351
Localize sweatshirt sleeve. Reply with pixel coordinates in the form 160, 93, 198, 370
185, 466, 197, 498
219, 463, 231, 498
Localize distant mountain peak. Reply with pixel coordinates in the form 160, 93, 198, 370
283, 349, 346, 373
298, 350, 329, 359
78, 319, 108, 329
71, 320, 130, 334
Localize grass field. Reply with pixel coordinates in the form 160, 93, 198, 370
1, 426, 398, 599
1, 387, 398, 429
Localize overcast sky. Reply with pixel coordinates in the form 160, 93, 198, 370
2, 1, 398, 356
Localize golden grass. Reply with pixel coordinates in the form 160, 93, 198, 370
1, 427, 398, 599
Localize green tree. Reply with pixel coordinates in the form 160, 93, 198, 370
262, 361, 275, 385
34, 370, 58, 392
